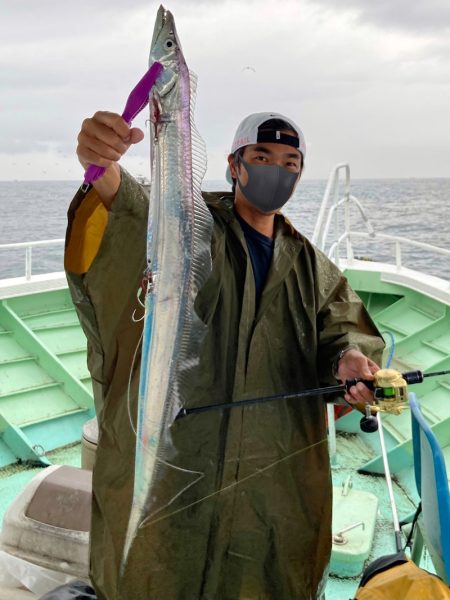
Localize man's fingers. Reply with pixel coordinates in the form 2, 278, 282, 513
367, 357, 381, 373
76, 146, 114, 169
92, 111, 131, 139
338, 350, 381, 383
346, 382, 373, 404
128, 127, 145, 145
79, 131, 125, 162
79, 121, 128, 154
77, 114, 136, 171
338, 352, 381, 407
359, 361, 380, 380
91, 114, 144, 146
77, 113, 146, 172
361, 367, 375, 380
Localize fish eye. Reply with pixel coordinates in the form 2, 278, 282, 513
165, 39, 174, 49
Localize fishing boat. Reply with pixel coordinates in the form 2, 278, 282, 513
0, 165, 449, 599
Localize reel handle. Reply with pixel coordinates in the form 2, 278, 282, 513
360, 405, 378, 433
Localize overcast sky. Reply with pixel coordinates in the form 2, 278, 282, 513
1, 0, 449, 181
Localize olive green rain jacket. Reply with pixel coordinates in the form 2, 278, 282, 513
65, 170, 384, 600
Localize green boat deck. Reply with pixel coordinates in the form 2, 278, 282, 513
339, 267, 450, 476
0, 287, 94, 468
0, 263, 449, 597
0, 426, 433, 599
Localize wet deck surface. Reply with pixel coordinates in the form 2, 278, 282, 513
0, 433, 435, 599
327, 431, 425, 598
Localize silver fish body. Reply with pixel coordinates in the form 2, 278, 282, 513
122, 4, 212, 566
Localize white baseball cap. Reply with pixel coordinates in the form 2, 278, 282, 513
226, 112, 306, 184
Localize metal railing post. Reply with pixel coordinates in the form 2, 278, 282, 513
313, 167, 450, 277
395, 242, 402, 270
25, 247, 32, 280
0, 239, 65, 280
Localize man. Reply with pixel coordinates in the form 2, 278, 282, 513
59, 111, 384, 600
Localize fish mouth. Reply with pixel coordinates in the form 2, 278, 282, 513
150, 5, 179, 57
150, 5, 166, 51
149, 4, 185, 99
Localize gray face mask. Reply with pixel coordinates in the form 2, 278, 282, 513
236, 156, 299, 214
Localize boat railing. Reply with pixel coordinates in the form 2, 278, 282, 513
0, 239, 65, 280
314, 164, 450, 278
327, 231, 450, 273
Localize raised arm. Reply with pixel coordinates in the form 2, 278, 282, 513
76, 111, 144, 209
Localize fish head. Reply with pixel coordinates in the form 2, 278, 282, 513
149, 5, 186, 99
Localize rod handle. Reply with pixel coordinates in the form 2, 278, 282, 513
345, 378, 375, 391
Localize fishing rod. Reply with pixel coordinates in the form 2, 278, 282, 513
176, 369, 450, 426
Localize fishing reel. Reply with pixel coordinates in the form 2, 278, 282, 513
359, 368, 412, 433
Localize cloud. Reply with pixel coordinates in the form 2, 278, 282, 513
0, 0, 449, 180
309, 0, 450, 34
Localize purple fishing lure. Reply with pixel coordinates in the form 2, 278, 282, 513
81, 61, 163, 191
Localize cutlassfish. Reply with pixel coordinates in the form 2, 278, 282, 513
122, 5, 213, 566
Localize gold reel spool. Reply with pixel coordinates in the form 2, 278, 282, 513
372, 368, 408, 415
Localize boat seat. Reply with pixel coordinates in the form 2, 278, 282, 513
0, 465, 91, 580
25, 465, 91, 532
410, 393, 450, 584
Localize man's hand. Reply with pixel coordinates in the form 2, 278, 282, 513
76, 111, 144, 207
336, 349, 380, 405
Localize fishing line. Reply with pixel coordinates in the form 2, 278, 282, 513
137, 289, 146, 309
127, 283, 151, 435
138, 455, 205, 520
131, 308, 145, 322
127, 330, 143, 438
127, 310, 204, 503
140, 437, 328, 529
376, 331, 402, 549
381, 330, 395, 369
132, 284, 146, 321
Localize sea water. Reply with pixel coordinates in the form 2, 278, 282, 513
0, 178, 449, 280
